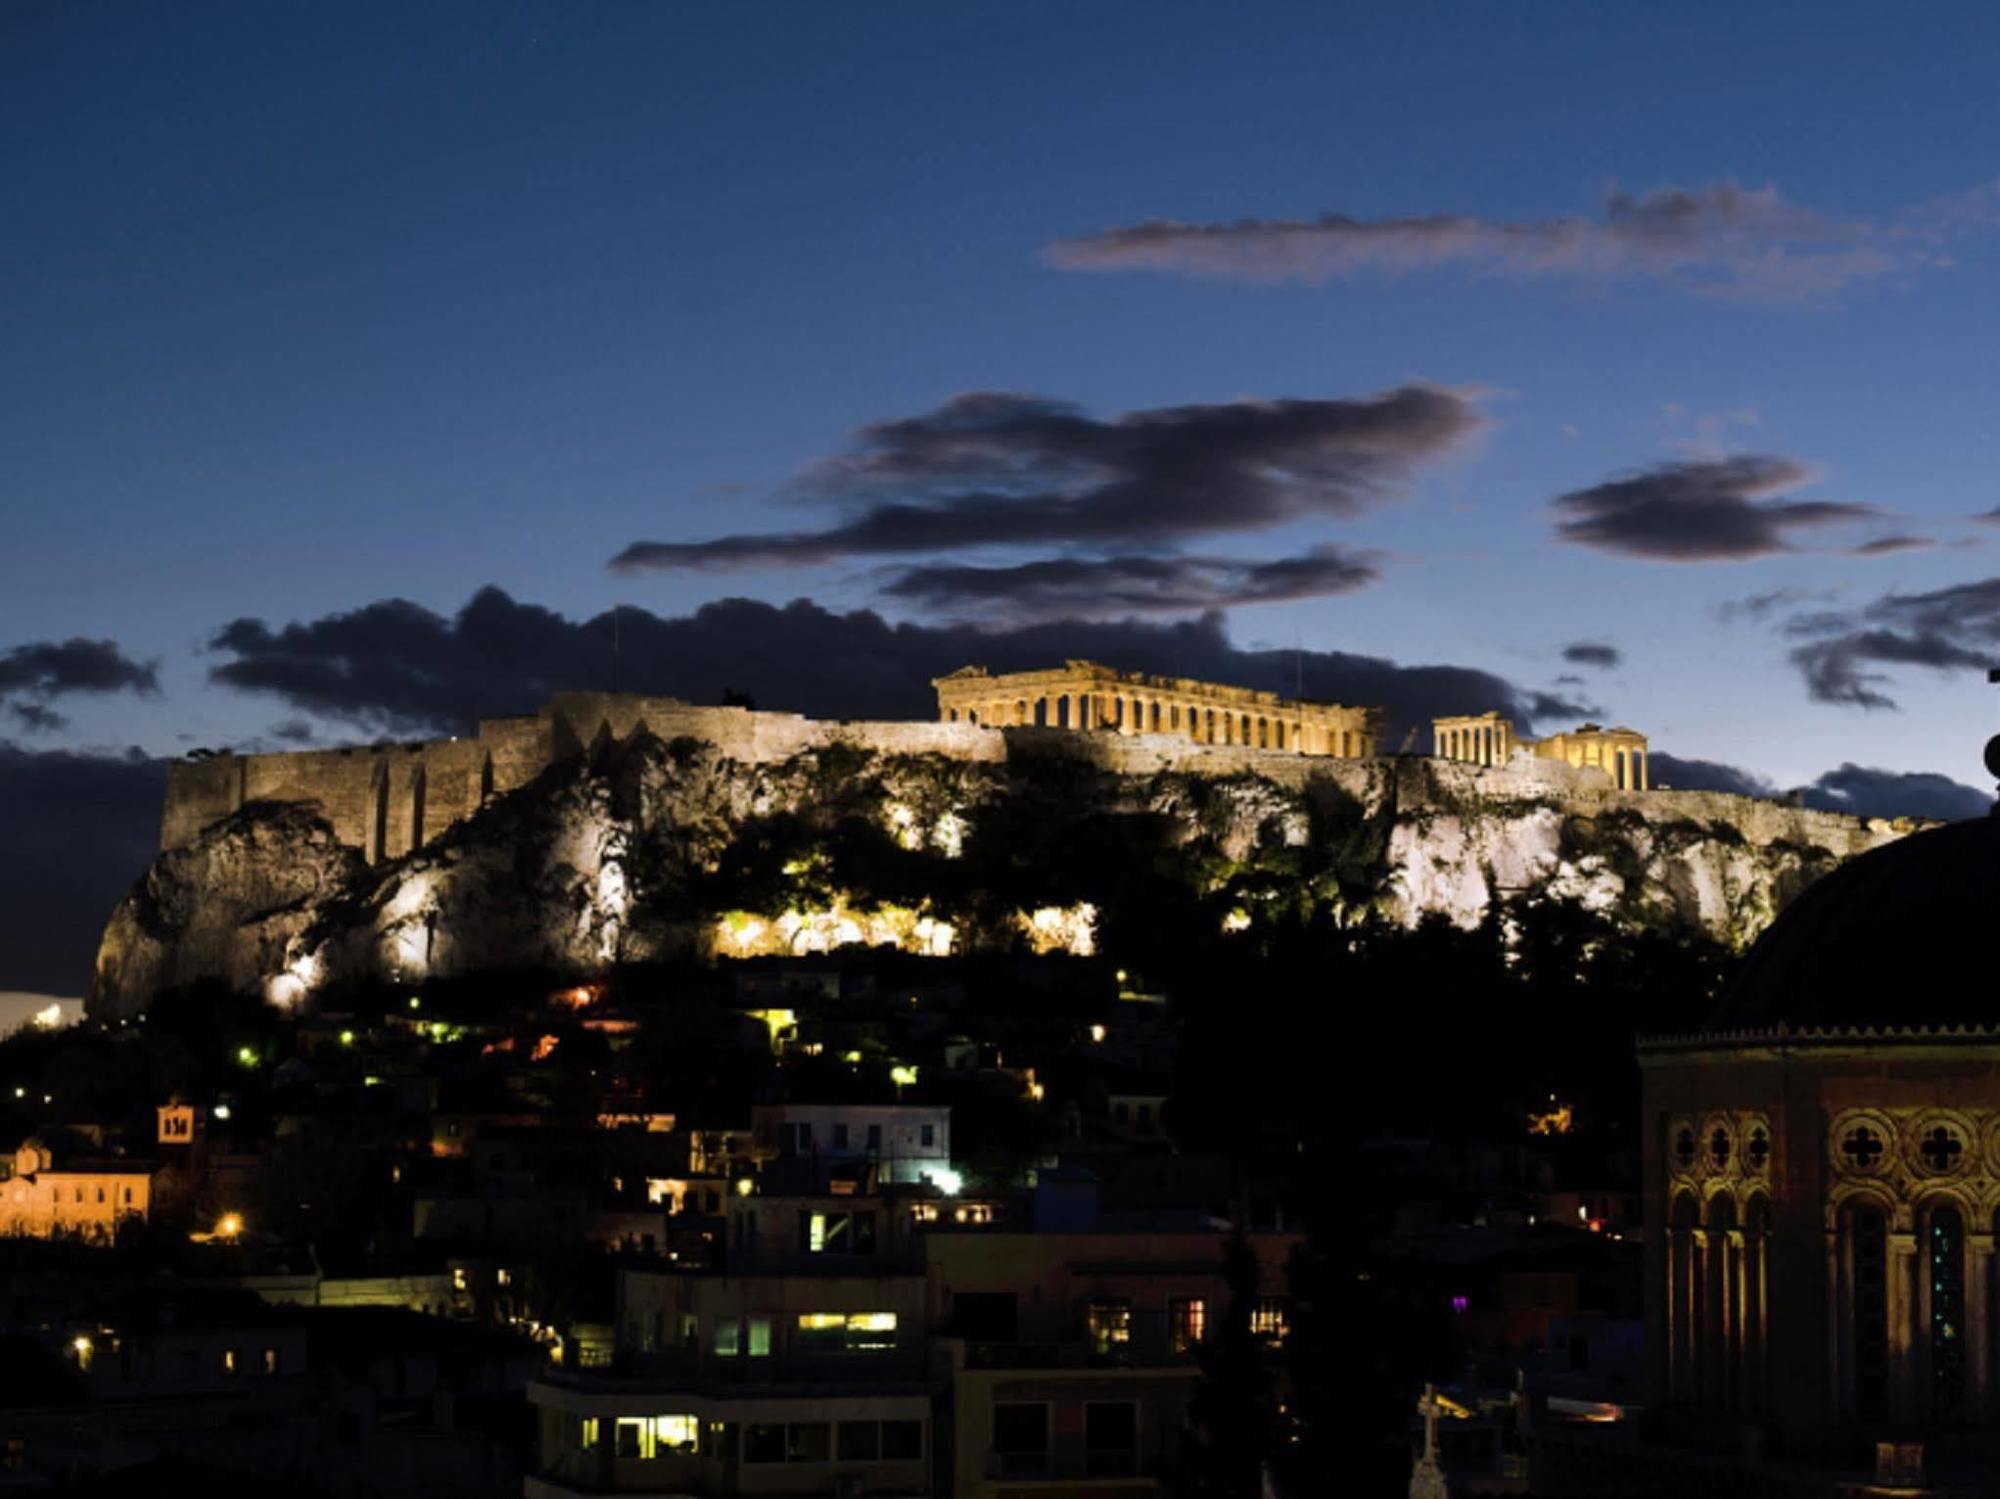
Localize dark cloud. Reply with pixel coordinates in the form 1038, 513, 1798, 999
878, 547, 1379, 622
207, 586, 1590, 752
1046, 183, 1949, 300
1560, 641, 1622, 670
0, 638, 159, 740
1977, 507, 2000, 525
1646, 752, 1775, 798
1796, 763, 1990, 822
1648, 752, 1987, 821
1783, 577, 2000, 709
611, 386, 1481, 573
268, 719, 317, 744
1845, 534, 1937, 557
1551, 456, 1880, 561
0, 637, 157, 697
9, 702, 69, 734
0, 743, 166, 994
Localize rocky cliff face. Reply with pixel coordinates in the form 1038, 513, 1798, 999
89, 733, 1908, 1019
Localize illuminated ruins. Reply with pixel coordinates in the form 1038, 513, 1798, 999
930, 660, 1377, 756
158, 670, 1668, 871
1432, 710, 1651, 790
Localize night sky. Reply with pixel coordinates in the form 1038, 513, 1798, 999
6, 2, 2000, 994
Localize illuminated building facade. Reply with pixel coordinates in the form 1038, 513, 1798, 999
1432, 711, 1651, 790
1615, 816, 2000, 1489
932, 661, 1378, 755
0, 1138, 155, 1243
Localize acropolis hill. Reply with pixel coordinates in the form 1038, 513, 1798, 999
161, 662, 1655, 859
100, 663, 1909, 1019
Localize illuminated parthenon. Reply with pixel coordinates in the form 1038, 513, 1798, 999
1433, 710, 1650, 790
932, 661, 1377, 756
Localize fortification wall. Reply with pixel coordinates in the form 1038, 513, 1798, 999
162, 693, 1900, 865
161, 715, 557, 857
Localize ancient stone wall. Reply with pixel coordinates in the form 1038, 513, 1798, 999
160, 690, 1904, 867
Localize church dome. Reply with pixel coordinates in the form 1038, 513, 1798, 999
1707, 813, 2000, 1033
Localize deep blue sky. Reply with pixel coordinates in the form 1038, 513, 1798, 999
7, 1, 2000, 787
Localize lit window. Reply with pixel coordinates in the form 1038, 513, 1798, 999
714, 1319, 740, 1356
612, 1417, 694, 1460
580, 1417, 601, 1451
1086, 1300, 1131, 1354
797, 1312, 897, 1352
261, 1347, 280, 1375
221, 1348, 239, 1376
1251, 1296, 1290, 1346
1169, 1296, 1207, 1353
651, 1415, 699, 1455
747, 1316, 772, 1357
799, 1210, 878, 1255
846, 1312, 897, 1350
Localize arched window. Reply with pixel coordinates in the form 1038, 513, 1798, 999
1929, 1203, 1967, 1421
1846, 1201, 1890, 1422
1704, 1193, 1740, 1411
1741, 1194, 1772, 1416
1668, 1191, 1699, 1404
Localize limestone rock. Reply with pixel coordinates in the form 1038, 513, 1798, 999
88, 734, 1909, 1019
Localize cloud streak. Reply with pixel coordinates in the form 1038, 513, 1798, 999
1551, 456, 1881, 561
1560, 641, 1622, 670
879, 547, 1379, 622
1784, 577, 2000, 709
611, 385, 1481, 575
1047, 182, 1970, 300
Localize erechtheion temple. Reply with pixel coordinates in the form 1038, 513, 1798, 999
931, 662, 1377, 757
1432, 710, 1649, 790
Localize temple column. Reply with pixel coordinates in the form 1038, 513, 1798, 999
1641, 750, 1650, 790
